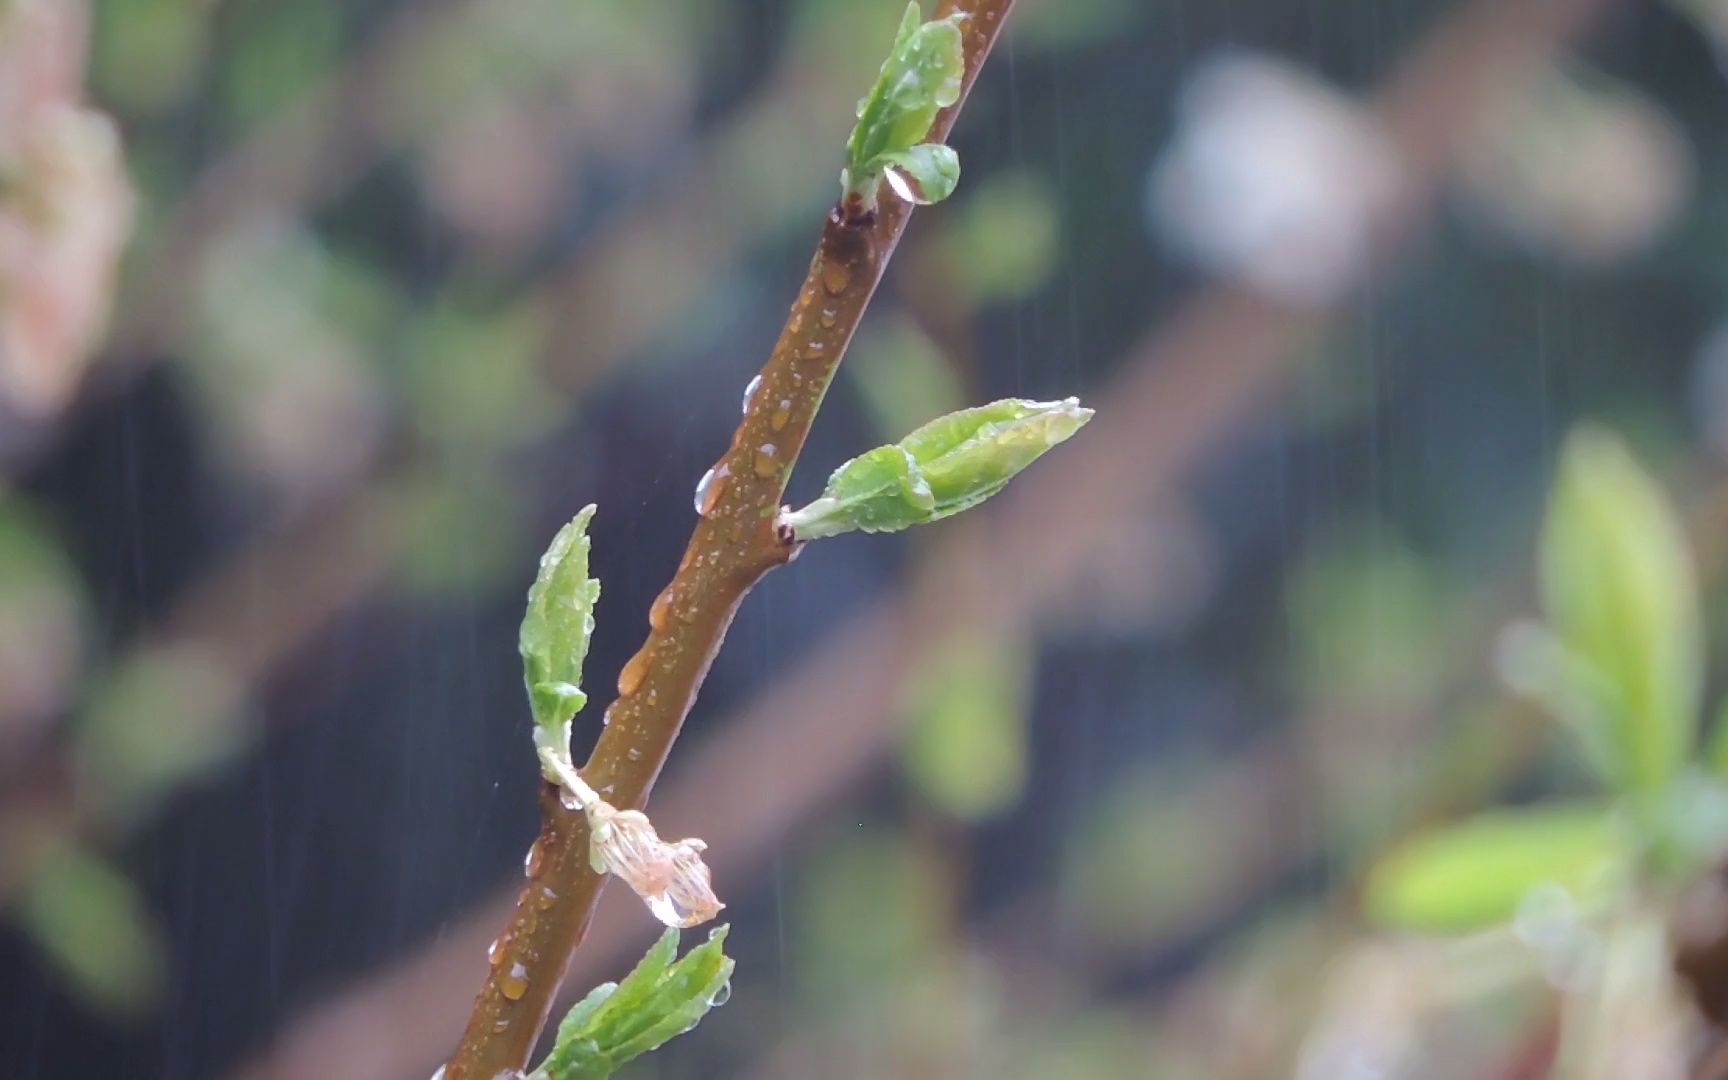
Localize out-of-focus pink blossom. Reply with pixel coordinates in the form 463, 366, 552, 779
0, 0, 133, 422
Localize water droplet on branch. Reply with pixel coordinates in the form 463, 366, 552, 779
618, 649, 650, 696
499, 962, 529, 1001
648, 587, 674, 631
821, 261, 851, 294
753, 444, 780, 478
694, 463, 731, 515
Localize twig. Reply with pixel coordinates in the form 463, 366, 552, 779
240, 0, 1625, 1072
442, 3, 1018, 1074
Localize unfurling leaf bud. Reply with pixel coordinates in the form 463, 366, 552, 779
842, 3, 967, 212
520, 505, 602, 782
781, 397, 1092, 541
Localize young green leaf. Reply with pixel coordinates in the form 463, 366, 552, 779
842, 2, 966, 211
876, 144, 961, 205
781, 397, 1092, 541
1364, 804, 1620, 933
1538, 428, 1701, 796
530, 927, 734, 1080
521, 506, 602, 781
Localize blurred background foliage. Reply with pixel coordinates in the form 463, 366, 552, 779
3, 0, 1728, 1076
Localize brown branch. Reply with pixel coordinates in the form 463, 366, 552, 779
239, 0, 1624, 1073
441, 3, 1017, 1074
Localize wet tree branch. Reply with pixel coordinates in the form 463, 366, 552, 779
442, 3, 1016, 1074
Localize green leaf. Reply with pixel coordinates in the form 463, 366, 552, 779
1706, 695, 1728, 779
843, 3, 965, 206
1364, 804, 1621, 932
1538, 427, 1701, 795
17, 839, 164, 1016
873, 143, 960, 205
520, 506, 602, 768
901, 635, 1032, 819
532, 927, 735, 1080
782, 397, 1092, 541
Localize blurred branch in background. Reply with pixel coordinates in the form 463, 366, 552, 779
236, 0, 1629, 1073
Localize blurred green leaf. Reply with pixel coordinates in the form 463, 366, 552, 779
531, 926, 733, 1080
1365, 804, 1620, 932
1707, 695, 1728, 778
936, 171, 1062, 305
1067, 759, 1248, 948
1538, 426, 1701, 795
394, 471, 528, 599
782, 397, 1092, 540
402, 293, 558, 455
795, 828, 944, 1007
74, 644, 244, 825
0, 499, 83, 738
902, 635, 1033, 820
520, 506, 601, 769
847, 317, 966, 441
91, 0, 208, 115
218, 1, 340, 132
16, 839, 164, 1016
1013, 0, 1145, 50
1288, 525, 1451, 710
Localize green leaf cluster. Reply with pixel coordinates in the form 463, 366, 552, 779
842, 3, 966, 208
530, 927, 735, 1080
782, 397, 1092, 541
1364, 425, 1728, 935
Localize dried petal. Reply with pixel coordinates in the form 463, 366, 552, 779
587, 804, 723, 929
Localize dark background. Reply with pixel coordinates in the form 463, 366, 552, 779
1, 0, 1724, 1076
